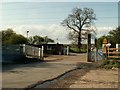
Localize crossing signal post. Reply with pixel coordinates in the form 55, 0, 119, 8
102, 36, 108, 60
87, 33, 97, 62
87, 33, 91, 62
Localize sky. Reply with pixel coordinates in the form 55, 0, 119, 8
1, 0, 119, 2
0, 1, 119, 44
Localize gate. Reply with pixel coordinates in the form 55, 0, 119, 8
23, 44, 44, 60
108, 48, 120, 59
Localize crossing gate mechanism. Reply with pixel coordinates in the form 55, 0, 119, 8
87, 33, 97, 62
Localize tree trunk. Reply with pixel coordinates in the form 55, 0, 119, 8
78, 31, 81, 52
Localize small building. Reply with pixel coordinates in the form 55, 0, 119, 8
28, 43, 64, 55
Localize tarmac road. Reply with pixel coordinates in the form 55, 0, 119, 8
2, 53, 87, 88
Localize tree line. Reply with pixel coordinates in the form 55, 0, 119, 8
97, 26, 120, 49
1, 28, 54, 45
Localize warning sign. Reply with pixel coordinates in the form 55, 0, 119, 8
103, 37, 107, 44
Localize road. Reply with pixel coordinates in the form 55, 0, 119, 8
2, 53, 87, 88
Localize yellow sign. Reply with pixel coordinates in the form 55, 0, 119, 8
102, 44, 107, 53
103, 37, 107, 44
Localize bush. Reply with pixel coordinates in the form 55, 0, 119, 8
100, 59, 120, 69
113, 62, 120, 68
101, 60, 109, 65
104, 65, 113, 69
109, 60, 115, 65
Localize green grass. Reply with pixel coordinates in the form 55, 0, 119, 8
69, 47, 87, 53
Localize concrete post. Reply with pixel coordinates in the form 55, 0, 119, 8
23, 44, 26, 54
41, 46, 44, 60
38, 48, 41, 59
67, 46, 69, 55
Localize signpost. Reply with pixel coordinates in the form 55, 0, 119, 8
102, 36, 108, 60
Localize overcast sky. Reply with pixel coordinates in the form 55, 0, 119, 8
0, 1, 118, 44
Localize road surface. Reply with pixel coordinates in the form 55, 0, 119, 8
2, 53, 87, 88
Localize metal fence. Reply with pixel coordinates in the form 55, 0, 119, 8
2, 45, 25, 63
2, 44, 44, 64
23, 44, 44, 60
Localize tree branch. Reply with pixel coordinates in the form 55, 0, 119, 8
67, 24, 79, 33
81, 16, 88, 28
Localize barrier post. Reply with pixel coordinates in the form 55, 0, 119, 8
38, 48, 41, 59
41, 46, 44, 60
67, 46, 69, 55
23, 44, 26, 54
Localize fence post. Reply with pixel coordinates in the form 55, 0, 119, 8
116, 44, 118, 52
41, 46, 44, 60
116, 44, 119, 58
39, 48, 41, 59
23, 44, 26, 54
67, 46, 69, 55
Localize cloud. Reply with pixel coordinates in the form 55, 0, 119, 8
0, 24, 71, 44
0, 24, 116, 44
96, 26, 115, 37
2, 0, 119, 2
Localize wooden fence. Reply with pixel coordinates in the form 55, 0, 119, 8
108, 48, 120, 59
23, 44, 44, 60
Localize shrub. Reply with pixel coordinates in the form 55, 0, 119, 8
113, 62, 120, 68
101, 60, 109, 65
109, 60, 115, 65
99, 59, 120, 69
104, 65, 113, 69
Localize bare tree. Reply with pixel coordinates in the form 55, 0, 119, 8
61, 7, 96, 50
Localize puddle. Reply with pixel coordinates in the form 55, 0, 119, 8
8, 70, 24, 74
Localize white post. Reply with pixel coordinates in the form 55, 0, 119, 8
116, 44, 118, 52
41, 46, 44, 60
38, 48, 41, 59
23, 44, 26, 54
106, 43, 111, 59
116, 44, 119, 58
67, 46, 69, 55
